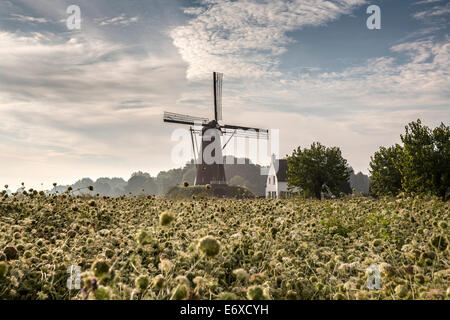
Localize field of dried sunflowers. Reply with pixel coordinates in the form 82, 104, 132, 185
0, 192, 448, 300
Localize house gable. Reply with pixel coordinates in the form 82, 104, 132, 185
265, 158, 292, 198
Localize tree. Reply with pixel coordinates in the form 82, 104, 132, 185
96, 177, 126, 196
339, 177, 352, 195
181, 166, 196, 186
432, 123, 450, 199
369, 145, 403, 197
398, 120, 449, 198
287, 142, 351, 199
369, 120, 449, 199
125, 172, 157, 195
93, 181, 111, 195
156, 168, 185, 195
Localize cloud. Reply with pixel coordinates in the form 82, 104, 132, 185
170, 0, 366, 80
176, 36, 449, 173
0, 31, 185, 103
0, 29, 189, 188
413, 0, 442, 5
95, 14, 139, 26
204, 38, 450, 118
9, 13, 48, 23
413, 3, 450, 20
183, 7, 205, 15
0, 1, 448, 189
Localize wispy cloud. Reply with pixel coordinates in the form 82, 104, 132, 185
413, 0, 442, 5
9, 13, 48, 23
413, 3, 450, 20
95, 14, 139, 26
0, 29, 188, 188
215, 37, 450, 120
170, 0, 366, 80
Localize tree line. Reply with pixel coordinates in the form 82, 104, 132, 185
286, 119, 449, 200
49, 157, 269, 197
46, 153, 369, 198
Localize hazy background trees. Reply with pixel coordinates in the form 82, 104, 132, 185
48, 157, 270, 197
125, 172, 158, 195
349, 171, 370, 195
48, 156, 369, 198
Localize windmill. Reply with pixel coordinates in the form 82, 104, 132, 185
163, 72, 268, 186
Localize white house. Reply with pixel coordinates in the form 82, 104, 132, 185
265, 157, 296, 198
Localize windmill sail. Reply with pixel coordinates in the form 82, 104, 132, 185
163, 111, 208, 126
214, 72, 223, 121
221, 124, 268, 139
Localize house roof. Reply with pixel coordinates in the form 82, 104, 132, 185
275, 159, 288, 182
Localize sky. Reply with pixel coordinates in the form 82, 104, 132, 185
0, 0, 449, 190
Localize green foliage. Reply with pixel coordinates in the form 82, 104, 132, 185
156, 168, 186, 195
287, 142, 351, 199
394, 285, 408, 299
398, 120, 449, 199
320, 216, 353, 238
369, 145, 403, 197
152, 275, 165, 290
93, 286, 111, 300
370, 120, 449, 199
